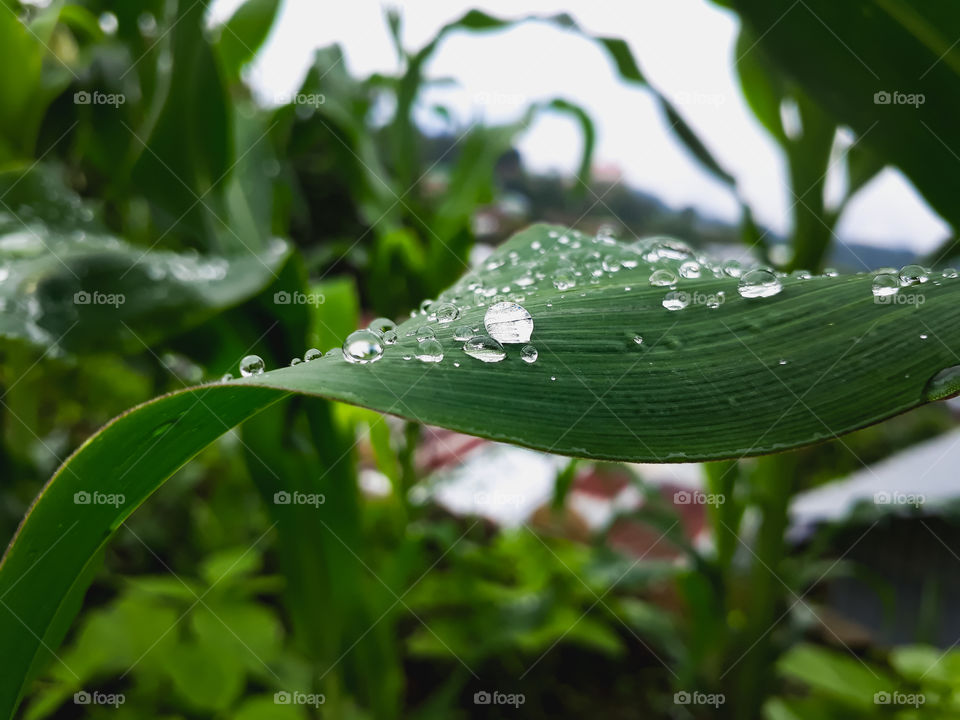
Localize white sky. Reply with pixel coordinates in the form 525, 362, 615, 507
222, 0, 951, 254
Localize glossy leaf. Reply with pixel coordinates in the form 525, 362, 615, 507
2, 224, 960, 717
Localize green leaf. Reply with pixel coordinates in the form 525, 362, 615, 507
3, 224, 960, 718
726, 0, 960, 233
214, 0, 282, 81
0, 168, 291, 354
776, 644, 892, 708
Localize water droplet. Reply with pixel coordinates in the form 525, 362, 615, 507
632, 335, 643, 345
550, 376, 557, 381
942, 268, 958, 279
326, 348, 343, 359
823, 268, 839, 277
679, 261, 701, 279
484, 302, 533, 344
520, 345, 538, 363
239, 355, 265, 377
368, 317, 396, 333
738, 268, 782, 298
220, 373, 233, 382
899, 264, 929, 286
872, 273, 899, 297
435, 303, 460, 323
98, 11, 118, 34
722, 260, 743, 279
415, 339, 444, 363
602, 255, 621, 273
553, 271, 576, 291
453, 325, 473, 341
290, 358, 303, 366
649, 269, 678, 287
304, 348, 322, 362
383, 330, 398, 345
463, 335, 506, 363
416, 326, 436, 342
920, 333, 929, 340
662, 291, 689, 311
419, 299, 434, 314
778, 359, 788, 366
924, 365, 960, 401
343, 329, 384, 364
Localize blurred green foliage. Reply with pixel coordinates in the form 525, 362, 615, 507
1, 0, 959, 719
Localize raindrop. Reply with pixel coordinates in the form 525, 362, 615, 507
98, 11, 118, 34
416, 326, 436, 342
899, 264, 929, 286
920, 333, 929, 340
484, 302, 534, 344
343, 329, 384, 364
632, 335, 643, 345
290, 358, 303, 366
943, 268, 958, 279
738, 268, 782, 298
419, 299, 433, 314
383, 330, 398, 345
435, 303, 460, 324
722, 260, 744, 279
520, 345, 538, 363
304, 348, 322, 362
872, 273, 899, 297
679, 261, 701, 279
463, 335, 506, 363
220, 373, 233, 382
239, 355, 265, 377
662, 291, 690, 311
415, 339, 444, 363
453, 325, 473, 341
601, 255, 621, 273
553, 271, 576, 291
649, 268, 678, 287
924, 365, 960, 401
368, 317, 396, 333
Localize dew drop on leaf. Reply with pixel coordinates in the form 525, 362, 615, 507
343, 330, 384, 364
239, 355, 265, 377
463, 335, 506, 363
738, 268, 782, 299
484, 302, 533, 344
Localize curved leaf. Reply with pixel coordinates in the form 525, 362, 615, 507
3, 223, 960, 717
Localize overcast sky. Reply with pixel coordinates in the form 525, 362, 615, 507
217, 0, 951, 255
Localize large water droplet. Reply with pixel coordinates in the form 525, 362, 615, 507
435, 303, 460, 323
343, 329, 384, 364
239, 355, 265, 377
453, 325, 473, 341
415, 339, 444, 363
416, 326, 436, 342
679, 261, 701, 279
304, 348, 322, 362
290, 358, 303, 366
649, 269, 678, 287
520, 345, 538, 363
899, 264, 929, 286
924, 365, 960, 401
738, 268, 782, 298
463, 335, 506, 363
872, 273, 899, 297
484, 302, 533, 344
